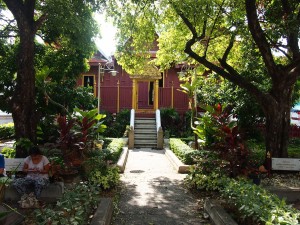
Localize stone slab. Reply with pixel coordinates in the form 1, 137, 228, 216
90, 197, 113, 225
4, 182, 64, 202
0, 204, 24, 225
164, 148, 190, 173
116, 147, 129, 173
204, 199, 238, 225
264, 186, 300, 202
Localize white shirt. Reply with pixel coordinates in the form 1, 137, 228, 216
24, 156, 49, 179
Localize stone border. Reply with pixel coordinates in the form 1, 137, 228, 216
264, 186, 300, 202
164, 148, 190, 173
204, 199, 238, 225
90, 198, 113, 225
116, 147, 129, 173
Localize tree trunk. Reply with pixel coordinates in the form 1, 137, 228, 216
262, 85, 292, 158
4, 0, 38, 157
12, 28, 37, 157
264, 103, 290, 158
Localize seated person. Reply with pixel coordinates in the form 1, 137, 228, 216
12, 146, 50, 200
0, 153, 4, 177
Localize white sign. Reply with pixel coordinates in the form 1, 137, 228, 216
272, 158, 300, 171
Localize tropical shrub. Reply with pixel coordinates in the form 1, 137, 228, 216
84, 154, 120, 190
185, 150, 228, 190
56, 108, 106, 165
169, 138, 196, 165
103, 109, 130, 138
106, 138, 125, 163
160, 108, 181, 137
0, 123, 14, 140
33, 182, 100, 225
222, 178, 300, 225
186, 171, 299, 225
194, 104, 249, 177
88, 166, 120, 190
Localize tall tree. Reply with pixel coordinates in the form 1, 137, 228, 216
0, 0, 102, 157
107, 0, 300, 160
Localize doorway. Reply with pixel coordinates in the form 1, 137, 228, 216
137, 81, 154, 110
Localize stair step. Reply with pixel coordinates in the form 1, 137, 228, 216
133, 117, 158, 148
134, 130, 157, 135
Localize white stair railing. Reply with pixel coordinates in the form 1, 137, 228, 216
128, 109, 135, 149
156, 109, 164, 149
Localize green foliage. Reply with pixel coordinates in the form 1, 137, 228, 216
73, 107, 107, 143
246, 138, 300, 166
34, 182, 101, 225
169, 138, 196, 165
0, 176, 12, 185
37, 115, 60, 144
37, 79, 98, 119
287, 138, 300, 158
1, 147, 16, 158
160, 108, 180, 137
106, 0, 300, 158
56, 108, 107, 163
103, 109, 130, 138
13, 138, 34, 153
185, 149, 229, 190
194, 104, 249, 177
222, 178, 300, 225
106, 138, 125, 163
0, 123, 14, 140
84, 151, 120, 190
186, 168, 300, 225
88, 166, 120, 190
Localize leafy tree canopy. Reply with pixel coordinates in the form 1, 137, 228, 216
0, 0, 101, 112
106, 0, 300, 158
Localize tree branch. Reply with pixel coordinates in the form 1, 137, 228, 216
204, 0, 226, 57
33, 13, 47, 33
245, 0, 277, 77
178, 8, 272, 107
220, 34, 235, 63
281, 0, 300, 59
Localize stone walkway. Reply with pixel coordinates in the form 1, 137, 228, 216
111, 148, 211, 225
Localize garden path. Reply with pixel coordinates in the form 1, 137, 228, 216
111, 148, 211, 225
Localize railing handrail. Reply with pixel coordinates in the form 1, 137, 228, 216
130, 109, 135, 130
156, 109, 161, 132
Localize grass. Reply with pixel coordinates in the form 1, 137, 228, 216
246, 137, 300, 166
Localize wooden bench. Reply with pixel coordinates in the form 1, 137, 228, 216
3, 158, 64, 202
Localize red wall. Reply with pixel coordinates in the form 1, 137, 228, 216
80, 62, 189, 114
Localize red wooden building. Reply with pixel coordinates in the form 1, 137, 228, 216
77, 48, 189, 115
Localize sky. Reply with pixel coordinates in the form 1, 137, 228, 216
94, 13, 117, 57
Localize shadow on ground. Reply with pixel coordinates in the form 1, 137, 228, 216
112, 176, 211, 225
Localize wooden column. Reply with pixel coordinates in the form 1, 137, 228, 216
154, 80, 159, 110
132, 79, 137, 110
117, 80, 120, 113
171, 81, 174, 108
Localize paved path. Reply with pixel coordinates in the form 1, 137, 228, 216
111, 148, 211, 225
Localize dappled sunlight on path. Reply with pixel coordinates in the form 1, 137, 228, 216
111, 149, 211, 225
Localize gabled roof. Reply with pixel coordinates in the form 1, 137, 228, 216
89, 49, 111, 66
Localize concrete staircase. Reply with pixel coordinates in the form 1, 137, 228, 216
134, 118, 157, 148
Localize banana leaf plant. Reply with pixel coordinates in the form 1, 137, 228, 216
56, 108, 106, 167
194, 103, 249, 177
73, 107, 107, 150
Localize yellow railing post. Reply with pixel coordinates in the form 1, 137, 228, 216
171, 81, 174, 108
117, 80, 120, 113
